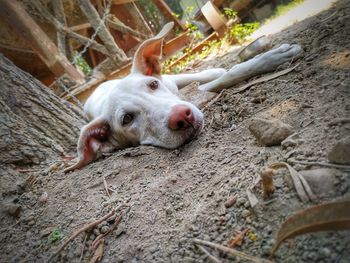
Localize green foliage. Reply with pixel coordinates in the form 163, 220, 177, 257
223, 8, 237, 20
165, 0, 183, 18
48, 228, 63, 243
274, 0, 305, 17
229, 22, 260, 42
73, 52, 92, 76
163, 0, 306, 74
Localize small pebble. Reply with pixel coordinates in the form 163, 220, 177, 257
5, 204, 22, 218
93, 228, 100, 236
241, 209, 251, 218
101, 226, 110, 234
237, 197, 247, 206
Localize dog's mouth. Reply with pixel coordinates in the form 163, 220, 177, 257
182, 119, 204, 144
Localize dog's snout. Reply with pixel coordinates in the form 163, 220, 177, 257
168, 105, 194, 130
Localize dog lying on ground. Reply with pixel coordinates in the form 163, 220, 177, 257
65, 22, 302, 172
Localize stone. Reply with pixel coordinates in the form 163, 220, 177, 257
299, 168, 337, 195
241, 209, 251, 218
327, 136, 350, 164
39, 192, 48, 203
100, 225, 110, 234
249, 118, 294, 146
4, 204, 22, 218
281, 133, 304, 149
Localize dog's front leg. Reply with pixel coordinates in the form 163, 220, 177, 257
199, 44, 303, 93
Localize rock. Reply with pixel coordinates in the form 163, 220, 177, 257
327, 136, 350, 164
100, 225, 110, 234
246, 189, 259, 208
93, 228, 100, 236
236, 197, 247, 206
299, 168, 337, 195
115, 222, 126, 237
5, 204, 22, 218
281, 133, 304, 149
27, 220, 35, 226
249, 118, 294, 146
40, 226, 56, 237
241, 209, 251, 218
39, 192, 48, 203
224, 196, 237, 208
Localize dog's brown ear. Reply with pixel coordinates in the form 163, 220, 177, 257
64, 116, 110, 172
131, 22, 174, 76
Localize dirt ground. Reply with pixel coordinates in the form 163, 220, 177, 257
1, 0, 350, 262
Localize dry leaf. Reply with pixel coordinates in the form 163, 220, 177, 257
271, 200, 350, 255
227, 229, 248, 248
269, 162, 315, 202
246, 189, 259, 208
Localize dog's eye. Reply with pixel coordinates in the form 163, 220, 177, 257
148, 80, 159, 90
122, 113, 134, 125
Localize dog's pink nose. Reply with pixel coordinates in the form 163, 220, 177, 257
168, 105, 194, 130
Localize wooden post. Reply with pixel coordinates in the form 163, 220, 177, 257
151, 0, 185, 31
77, 0, 129, 66
0, 0, 85, 83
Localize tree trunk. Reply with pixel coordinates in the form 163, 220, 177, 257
0, 54, 86, 165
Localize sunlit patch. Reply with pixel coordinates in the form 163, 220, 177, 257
263, 99, 298, 118
323, 50, 350, 70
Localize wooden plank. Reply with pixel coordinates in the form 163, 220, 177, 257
151, 0, 186, 30
162, 32, 191, 60
65, 33, 193, 103
113, 0, 136, 4
0, 0, 84, 83
69, 23, 91, 31
164, 32, 219, 71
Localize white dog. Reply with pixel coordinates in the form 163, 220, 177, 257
65, 22, 301, 172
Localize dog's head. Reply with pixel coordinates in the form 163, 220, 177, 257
66, 22, 204, 172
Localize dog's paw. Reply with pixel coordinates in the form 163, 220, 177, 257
257, 44, 303, 70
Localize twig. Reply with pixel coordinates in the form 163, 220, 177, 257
320, 11, 338, 22
79, 233, 88, 263
193, 239, 273, 263
202, 89, 225, 111
197, 245, 222, 263
91, 212, 124, 251
17, 168, 42, 173
231, 64, 299, 95
288, 159, 350, 171
328, 118, 350, 126
90, 238, 104, 263
103, 177, 111, 198
46, 209, 116, 263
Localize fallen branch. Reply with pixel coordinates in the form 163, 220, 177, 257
231, 64, 299, 95
46, 209, 116, 262
197, 245, 222, 263
288, 159, 350, 171
193, 239, 273, 263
